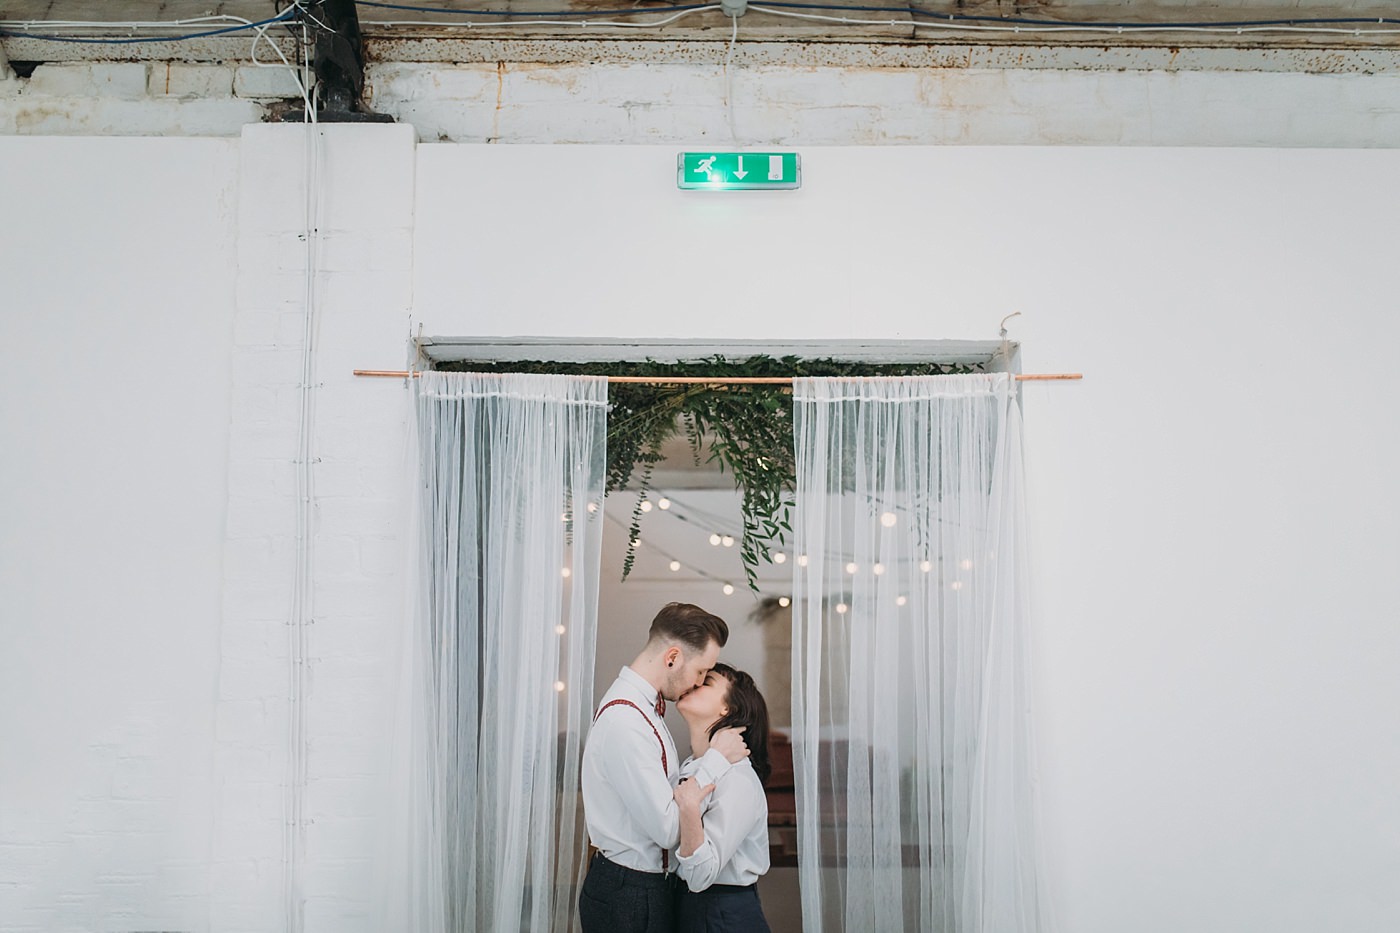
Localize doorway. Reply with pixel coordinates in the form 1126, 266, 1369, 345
420, 336, 1013, 932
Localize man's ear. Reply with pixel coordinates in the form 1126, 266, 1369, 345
666, 646, 682, 668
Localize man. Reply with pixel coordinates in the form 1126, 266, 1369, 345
579, 602, 750, 933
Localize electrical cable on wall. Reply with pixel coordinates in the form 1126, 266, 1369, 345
10, 4, 1397, 38
0, 6, 315, 121
355, 8, 721, 28
346, 1, 1400, 37
281, 10, 319, 933
0, 10, 300, 43
355, 0, 715, 16
294, 56, 320, 933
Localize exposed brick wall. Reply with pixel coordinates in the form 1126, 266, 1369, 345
4, 58, 1400, 146
368, 62, 1400, 146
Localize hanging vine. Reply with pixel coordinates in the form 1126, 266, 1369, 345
439, 355, 980, 589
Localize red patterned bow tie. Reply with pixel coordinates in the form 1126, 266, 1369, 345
654, 695, 666, 717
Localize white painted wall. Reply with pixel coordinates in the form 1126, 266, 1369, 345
0, 137, 239, 931
3, 129, 1398, 933
411, 143, 1400, 933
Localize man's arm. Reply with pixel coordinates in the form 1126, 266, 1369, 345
595, 713, 682, 850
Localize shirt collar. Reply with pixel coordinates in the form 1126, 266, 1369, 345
619, 665, 660, 707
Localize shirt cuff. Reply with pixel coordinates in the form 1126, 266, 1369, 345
691, 747, 734, 787
676, 839, 719, 891
677, 839, 715, 867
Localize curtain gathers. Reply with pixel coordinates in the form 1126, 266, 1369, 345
791, 375, 1050, 933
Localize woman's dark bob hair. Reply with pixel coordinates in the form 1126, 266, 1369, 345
706, 662, 771, 785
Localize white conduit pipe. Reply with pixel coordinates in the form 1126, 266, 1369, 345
286, 19, 318, 933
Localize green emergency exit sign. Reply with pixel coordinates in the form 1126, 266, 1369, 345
678, 152, 801, 190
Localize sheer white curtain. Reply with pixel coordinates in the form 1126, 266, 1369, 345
791, 375, 1048, 933
407, 372, 606, 933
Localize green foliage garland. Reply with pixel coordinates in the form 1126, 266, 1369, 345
439, 356, 979, 589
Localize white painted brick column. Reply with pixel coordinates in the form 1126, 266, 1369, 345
215, 122, 416, 933
297, 123, 416, 933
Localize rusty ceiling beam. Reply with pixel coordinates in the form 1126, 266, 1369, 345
281, 0, 394, 123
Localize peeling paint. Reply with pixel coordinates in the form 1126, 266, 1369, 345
360, 38, 1400, 75
6, 38, 1400, 143
5, 33, 1399, 75
492, 60, 505, 142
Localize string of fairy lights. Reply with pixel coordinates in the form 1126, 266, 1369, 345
586, 491, 977, 614
548, 492, 989, 695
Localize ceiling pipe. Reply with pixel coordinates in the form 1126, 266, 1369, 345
280, 0, 393, 123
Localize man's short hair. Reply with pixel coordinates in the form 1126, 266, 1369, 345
647, 602, 728, 653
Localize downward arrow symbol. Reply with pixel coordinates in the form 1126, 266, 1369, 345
733, 156, 748, 180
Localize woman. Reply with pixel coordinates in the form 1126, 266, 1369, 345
673, 662, 773, 933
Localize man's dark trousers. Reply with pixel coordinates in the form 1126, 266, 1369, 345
578, 851, 676, 933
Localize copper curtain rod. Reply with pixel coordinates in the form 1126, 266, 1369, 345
353, 370, 1081, 383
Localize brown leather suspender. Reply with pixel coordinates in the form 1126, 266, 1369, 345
594, 698, 671, 873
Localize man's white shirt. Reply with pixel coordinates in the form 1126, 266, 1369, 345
582, 666, 734, 873
674, 755, 771, 891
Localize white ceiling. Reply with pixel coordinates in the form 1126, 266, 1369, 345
4, 0, 1399, 67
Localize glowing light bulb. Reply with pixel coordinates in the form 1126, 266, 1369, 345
772, 551, 787, 565
630, 539, 640, 550
797, 555, 809, 567
835, 602, 848, 615
669, 560, 681, 572
845, 562, 858, 575
880, 512, 897, 527
658, 497, 671, 510
723, 583, 735, 596
722, 535, 735, 548
561, 567, 572, 578
555, 624, 566, 635
919, 560, 932, 573
710, 534, 722, 546
640, 500, 653, 512
959, 558, 973, 570
873, 563, 885, 576
586, 502, 598, 513
561, 511, 570, 522
778, 596, 791, 608
554, 681, 566, 692
896, 595, 907, 607
950, 581, 964, 591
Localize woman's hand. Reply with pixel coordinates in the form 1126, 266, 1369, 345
674, 777, 714, 858
674, 776, 715, 812
710, 727, 749, 764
